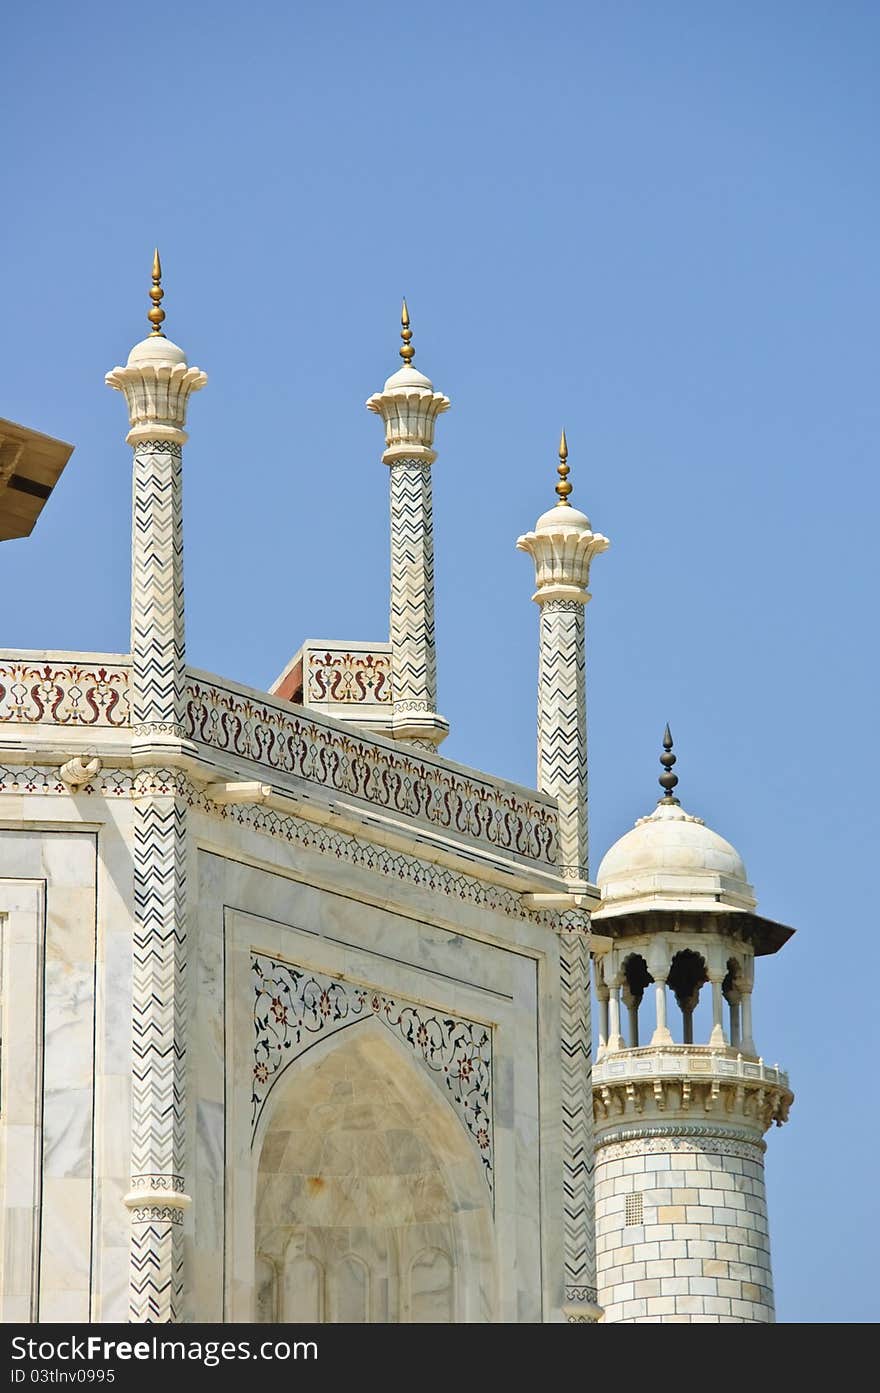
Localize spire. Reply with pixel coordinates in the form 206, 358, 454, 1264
658, 723, 680, 804
148, 248, 166, 337
555, 428, 572, 505
399, 298, 414, 365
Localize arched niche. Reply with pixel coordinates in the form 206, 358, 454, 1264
408, 1246, 455, 1323
252, 1017, 496, 1323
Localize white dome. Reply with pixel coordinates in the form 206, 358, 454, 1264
381, 364, 435, 393
533, 502, 593, 533
595, 799, 756, 917
126, 334, 188, 368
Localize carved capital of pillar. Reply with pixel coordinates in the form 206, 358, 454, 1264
366, 373, 450, 463
516, 518, 609, 606
106, 350, 206, 435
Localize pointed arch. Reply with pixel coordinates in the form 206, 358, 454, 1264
252, 1018, 496, 1323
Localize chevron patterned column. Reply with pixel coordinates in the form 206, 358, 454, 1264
517, 434, 609, 1324
128, 778, 189, 1321
389, 459, 438, 742
367, 303, 450, 750
129, 439, 186, 733
107, 256, 206, 1321
559, 911, 597, 1313
538, 599, 587, 877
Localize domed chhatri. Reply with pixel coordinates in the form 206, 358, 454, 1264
590, 725, 795, 1325
596, 726, 756, 915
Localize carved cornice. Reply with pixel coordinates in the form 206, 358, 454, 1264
595, 1124, 767, 1158
0, 763, 566, 928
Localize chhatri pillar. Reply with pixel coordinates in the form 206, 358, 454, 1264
367, 304, 450, 751
518, 435, 609, 1323
107, 253, 206, 1322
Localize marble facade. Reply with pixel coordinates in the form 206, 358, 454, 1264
0, 276, 794, 1325
0, 660, 571, 1323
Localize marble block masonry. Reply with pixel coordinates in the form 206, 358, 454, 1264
0, 265, 795, 1324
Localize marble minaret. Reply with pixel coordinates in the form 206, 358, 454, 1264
517, 436, 609, 1322
591, 732, 794, 1323
106, 254, 206, 1322
367, 304, 450, 750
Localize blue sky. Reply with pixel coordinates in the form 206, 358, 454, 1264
4, 1, 878, 1322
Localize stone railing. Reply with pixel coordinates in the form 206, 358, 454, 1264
594, 1046, 789, 1089
184, 670, 558, 867
593, 1045, 792, 1130
0, 652, 131, 727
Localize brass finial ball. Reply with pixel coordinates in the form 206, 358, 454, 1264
658, 723, 680, 803
399, 298, 415, 364
555, 428, 572, 504
148, 248, 166, 337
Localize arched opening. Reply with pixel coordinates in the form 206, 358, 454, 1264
253, 1020, 495, 1323
622, 953, 652, 1048
723, 957, 744, 1050
668, 949, 708, 1044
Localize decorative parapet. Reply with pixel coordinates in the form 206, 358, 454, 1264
307, 645, 392, 707
271, 641, 393, 732
593, 1046, 792, 1132
594, 1045, 790, 1090
590, 1047, 790, 1131
185, 670, 558, 869
0, 653, 131, 726
252, 954, 494, 1196
0, 649, 561, 876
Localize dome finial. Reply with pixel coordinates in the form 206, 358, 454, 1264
658, 723, 680, 804
148, 248, 166, 337
399, 298, 415, 365
555, 427, 572, 505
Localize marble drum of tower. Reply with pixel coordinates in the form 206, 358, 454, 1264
589, 738, 795, 1324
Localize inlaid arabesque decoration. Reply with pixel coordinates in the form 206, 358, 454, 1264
0, 659, 131, 726
187, 677, 556, 867
307, 649, 392, 705
252, 953, 494, 1195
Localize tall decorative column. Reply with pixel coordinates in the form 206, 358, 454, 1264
107, 253, 206, 1322
367, 303, 450, 750
517, 435, 609, 1323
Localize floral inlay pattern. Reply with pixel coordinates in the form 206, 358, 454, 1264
187, 676, 556, 868
307, 649, 392, 705
0, 659, 130, 726
252, 953, 494, 1194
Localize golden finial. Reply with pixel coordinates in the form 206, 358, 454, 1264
399, 298, 415, 365
555, 427, 572, 505
148, 248, 166, 337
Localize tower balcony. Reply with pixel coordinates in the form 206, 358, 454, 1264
593, 1045, 792, 1135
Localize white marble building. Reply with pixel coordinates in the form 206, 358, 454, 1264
0, 260, 794, 1324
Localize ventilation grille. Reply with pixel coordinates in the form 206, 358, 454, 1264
625, 1193, 643, 1226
